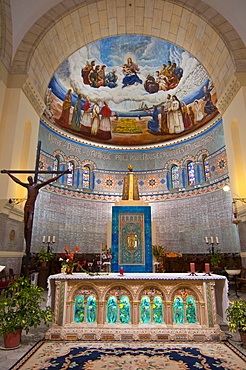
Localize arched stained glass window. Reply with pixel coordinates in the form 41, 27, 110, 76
53, 156, 59, 178
107, 296, 118, 323
186, 296, 197, 323
74, 295, 84, 322
203, 156, 210, 181
119, 295, 130, 323
187, 161, 195, 185
82, 165, 90, 189
173, 296, 184, 323
152, 296, 163, 323
86, 295, 97, 323
140, 295, 151, 323
171, 165, 180, 188
67, 161, 74, 186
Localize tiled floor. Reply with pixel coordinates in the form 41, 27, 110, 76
0, 288, 246, 370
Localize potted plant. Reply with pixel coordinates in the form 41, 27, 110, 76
226, 299, 246, 347
0, 277, 53, 348
37, 247, 54, 266
210, 250, 222, 267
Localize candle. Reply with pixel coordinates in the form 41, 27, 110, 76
47, 236, 51, 243
210, 236, 214, 243
205, 263, 210, 274
205, 237, 208, 243
43, 236, 46, 243
120, 267, 124, 275
190, 263, 195, 273
53, 236, 56, 243
215, 237, 219, 244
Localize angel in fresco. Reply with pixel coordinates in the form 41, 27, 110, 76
121, 57, 143, 87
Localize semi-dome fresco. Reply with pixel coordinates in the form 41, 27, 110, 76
46, 35, 218, 147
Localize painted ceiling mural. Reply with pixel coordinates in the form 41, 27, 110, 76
46, 35, 218, 147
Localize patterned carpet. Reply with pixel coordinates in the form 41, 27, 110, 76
10, 340, 246, 370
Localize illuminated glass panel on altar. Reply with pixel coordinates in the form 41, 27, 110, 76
186, 296, 197, 323
153, 296, 163, 323
107, 296, 118, 323
86, 295, 97, 323
173, 296, 184, 323
74, 295, 84, 322
119, 295, 130, 323
140, 295, 151, 323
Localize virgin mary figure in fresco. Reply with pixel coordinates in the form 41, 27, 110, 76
121, 58, 143, 88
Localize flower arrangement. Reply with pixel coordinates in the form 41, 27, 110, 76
152, 245, 166, 258
59, 246, 85, 273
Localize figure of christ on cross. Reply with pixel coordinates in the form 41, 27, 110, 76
2, 168, 69, 254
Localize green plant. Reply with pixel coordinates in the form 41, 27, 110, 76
37, 247, 54, 263
226, 299, 246, 333
0, 277, 53, 335
210, 250, 222, 267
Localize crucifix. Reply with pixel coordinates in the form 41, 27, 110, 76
1, 141, 69, 276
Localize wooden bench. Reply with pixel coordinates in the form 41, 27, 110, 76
236, 267, 246, 291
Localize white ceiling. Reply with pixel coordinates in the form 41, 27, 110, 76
10, 0, 246, 58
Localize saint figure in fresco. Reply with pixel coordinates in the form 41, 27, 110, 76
55, 89, 72, 128
122, 165, 140, 200
70, 93, 82, 131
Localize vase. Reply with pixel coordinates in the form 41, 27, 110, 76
3, 329, 22, 349
240, 330, 246, 347
66, 267, 73, 274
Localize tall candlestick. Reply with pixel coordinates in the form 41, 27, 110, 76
215, 237, 219, 244
210, 236, 214, 243
47, 236, 51, 243
205, 263, 210, 274
53, 236, 56, 243
205, 237, 208, 243
190, 263, 195, 273
43, 236, 46, 243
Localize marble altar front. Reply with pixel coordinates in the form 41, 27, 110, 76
45, 272, 228, 341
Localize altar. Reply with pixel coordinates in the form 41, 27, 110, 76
45, 272, 228, 341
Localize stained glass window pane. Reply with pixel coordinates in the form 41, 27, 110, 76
67, 162, 74, 186
119, 295, 130, 323
173, 296, 184, 323
152, 296, 163, 323
82, 166, 90, 189
187, 162, 195, 185
171, 165, 180, 188
140, 295, 151, 323
53, 157, 58, 178
74, 295, 84, 322
186, 296, 197, 323
204, 159, 210, 181
107, 296, 118, 323
86, 295, 97, 323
